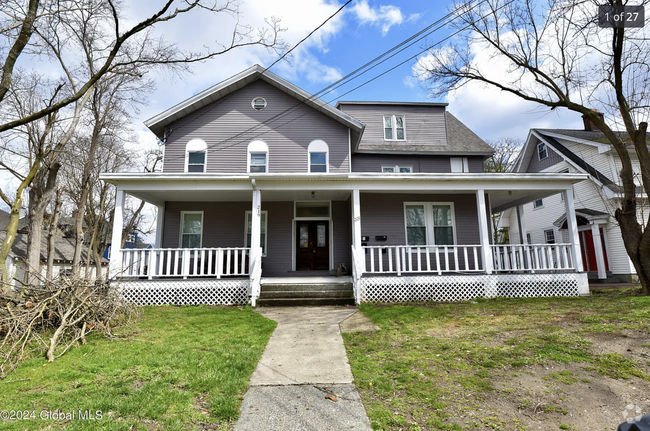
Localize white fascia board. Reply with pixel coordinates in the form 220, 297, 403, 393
539, 131, 611, 153
513, 129, 537, 173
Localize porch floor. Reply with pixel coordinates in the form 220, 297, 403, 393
261, 276, 353, 284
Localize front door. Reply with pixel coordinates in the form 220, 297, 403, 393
296, 221, 329, 270
579, 228, 609, 272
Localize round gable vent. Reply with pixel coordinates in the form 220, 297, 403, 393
252, 97, 267, 111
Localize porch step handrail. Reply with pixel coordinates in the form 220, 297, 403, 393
119, 247, 251, 279
363, 245, 483, 275
491, 243, 575, 272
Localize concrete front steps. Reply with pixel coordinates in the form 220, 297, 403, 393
257, 278, 355, 306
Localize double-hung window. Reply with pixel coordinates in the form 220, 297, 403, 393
544, 229, 556, 244
384, 115, 405, 141
245, 211, 267, 255
533, 199, 544, 209
538, 143, 548, 160
382, 165, 412, 173
450, 157, 469, 173
187, 152, 206, 172
405, 203, 456, 246
181, 212, 203, 248
250, 153, 267, 173
310, 153, 327, 172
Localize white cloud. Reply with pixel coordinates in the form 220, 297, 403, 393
349, 0, 406, 35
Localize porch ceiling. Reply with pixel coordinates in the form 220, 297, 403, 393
489, 189, 565, 213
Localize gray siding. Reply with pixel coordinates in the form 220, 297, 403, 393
163, 79, 351, 173
351, 154, 485, 173
527, 143, 563, 172
340, 104, 447, 147
163, 200, 351, 276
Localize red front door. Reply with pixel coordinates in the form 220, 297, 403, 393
579, 228, 609, 272
296, 221, 329, 271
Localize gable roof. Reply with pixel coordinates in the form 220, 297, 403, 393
145, 64, 365, 146
0, 209, 28, 232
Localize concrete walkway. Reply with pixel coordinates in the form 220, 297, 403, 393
234, 307, 378, 431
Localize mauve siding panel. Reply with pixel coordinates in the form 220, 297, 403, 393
261, 201, 294, 276
359, 193, 479, 246
162, 200, 351, 276
332, 200, 352, 271
163, 79, 350, 173
351, 154, 485, 173
527, 144, 563, 172
360, 193, 480, 271
340, 104, 447, 147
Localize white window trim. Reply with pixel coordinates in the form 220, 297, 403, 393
544, 229, 556, 244
245, 210, 268, 257
533, 199, 544, 209
248, 140, 268, 173
538, 142, 548, 161
403, 202, 457, 246
383, 114, 406, 141
450, 157, 469, 173
308, 140, 329, 173
381, 165, 413, 173
185, 138, 208, 173
179, 211, 204, 248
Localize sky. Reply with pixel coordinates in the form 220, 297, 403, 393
124, 0, 586, 152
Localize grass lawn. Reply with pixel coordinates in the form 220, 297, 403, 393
0, 306, 276, 430
344, 288, 650, 431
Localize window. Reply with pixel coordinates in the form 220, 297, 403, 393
384, 115, 405, 141
533, 199, 544, 209
185, 138, 207, 172
308, 140, 329, 173
404, 203, 456, 246
181, 212, 203, 248
538, 143, 548, 160
248, 140, 268, 173
245, 211, 267, 255
382, 165, 412, 173
544, 229, 556, 244
251, 97, 267, 111
526, 232, 532, 244
450, 157, 469, 173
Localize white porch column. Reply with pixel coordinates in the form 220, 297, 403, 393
476, 190, 494, 274
562, 188, 584, 272
591, 223, 607, 279
249, 186, 262, 305
516, 205, 528, 244
351, 189, 362, 250
154, 203, 165, 248
109, 188, 126, 279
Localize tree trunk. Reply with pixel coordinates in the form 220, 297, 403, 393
46, 189, 63, 279
25, 162, 60, 285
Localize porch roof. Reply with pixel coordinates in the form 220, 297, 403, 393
100, 172, 588, 211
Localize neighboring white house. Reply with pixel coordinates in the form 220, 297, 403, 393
502, 113, 648, 282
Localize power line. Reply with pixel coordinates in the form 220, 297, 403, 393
160, 0, 495, 163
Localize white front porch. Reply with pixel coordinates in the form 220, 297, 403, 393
103, 172, 590, 305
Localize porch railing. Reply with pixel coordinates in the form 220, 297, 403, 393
491, 243, 575, 272
363, 245, 484, 276
119, 248, 250, 279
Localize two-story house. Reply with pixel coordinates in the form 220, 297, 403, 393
101, 65, 589, 306
502, 114, 648, 283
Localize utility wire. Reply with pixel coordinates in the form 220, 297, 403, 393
160, 0, 495, 164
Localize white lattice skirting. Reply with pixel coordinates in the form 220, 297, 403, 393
358, 273, 589, 303
118, 279, 250, 305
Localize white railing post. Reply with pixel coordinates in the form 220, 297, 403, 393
183, 249, 190, 279
476, 189, 494, 274
109, 188, 126, 279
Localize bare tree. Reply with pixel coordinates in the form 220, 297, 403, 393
418, 0, 650, 293
0, 0, 287, 285
484, 137, 522, 173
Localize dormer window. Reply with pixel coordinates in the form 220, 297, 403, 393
185, 138, 207, 172
538, 143, 548, 160
384, 115, 405, 141
252, 97, 267, 111
308, 140, 329, 173
248, 140, 268, 173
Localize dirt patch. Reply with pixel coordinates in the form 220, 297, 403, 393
471, 363, 650, 430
